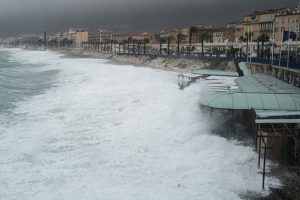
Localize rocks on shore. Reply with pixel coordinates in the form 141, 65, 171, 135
55, 48, 235, 73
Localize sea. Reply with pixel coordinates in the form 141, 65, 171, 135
0, 48, 280, 200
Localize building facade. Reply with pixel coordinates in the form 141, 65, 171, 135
243, 9, 278, 40
274, 5, 300, 43
89, 29, 112, 43
112, 34, 129, 42
75, 31, 88, 47
227, 21, 243, 42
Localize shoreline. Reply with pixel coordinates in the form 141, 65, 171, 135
52, 48, 236, 74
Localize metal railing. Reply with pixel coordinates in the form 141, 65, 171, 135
238, 57, 300, 70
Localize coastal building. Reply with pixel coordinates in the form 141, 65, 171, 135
227, 21, 243, 43
193, 63, 300, 189
160, 28, 189, 43
213, 30, 225, 43
212, 28, 235, 44
112, 34, 129, 42
131, 32, 155, 42
274, 4, 300, 43
75, 30, 88, 48
89, 29, 112, 43
20, 34, 40, 45
63, 29, 75, 41
63, 28, 88, 48
190, 25, 214, 44
242, 9, 279, 40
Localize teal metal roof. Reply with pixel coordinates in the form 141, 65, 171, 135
255, 119, 300, 124
192, 69, 239, 77
199, 70, 300, 111
199, 92, 300, 111
235, 74, 300, 94
255, 110, 300, 118
239, 62, 252, 76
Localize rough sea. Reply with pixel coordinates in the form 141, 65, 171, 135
0, 48, 280, 200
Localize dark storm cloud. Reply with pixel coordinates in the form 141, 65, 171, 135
0, 0, 299, 36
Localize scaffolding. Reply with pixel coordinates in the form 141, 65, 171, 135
253, 109, 300, 189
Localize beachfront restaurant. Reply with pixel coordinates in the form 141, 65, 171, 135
197, 72, 300, 188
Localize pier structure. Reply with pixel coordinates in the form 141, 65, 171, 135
197, 62, 300, 189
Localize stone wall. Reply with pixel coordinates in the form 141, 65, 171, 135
247, 63, 300, 88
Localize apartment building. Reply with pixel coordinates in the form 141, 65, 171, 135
131, 32, 155, 42
89, 29, 112, 43
75, 31, 88, 47
274, 4, 300, 43
227, 21, 243, 42
112, 34, 129, 42
243, 9, 278, 40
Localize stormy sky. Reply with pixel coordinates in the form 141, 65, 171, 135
0, 0, 299, 36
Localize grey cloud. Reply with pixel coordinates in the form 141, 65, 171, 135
0, 0, 299, 36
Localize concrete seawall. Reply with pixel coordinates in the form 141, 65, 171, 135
56, 48, 236, 73
247, 62, 300, 88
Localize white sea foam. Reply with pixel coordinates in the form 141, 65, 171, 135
0, 49, 280, 200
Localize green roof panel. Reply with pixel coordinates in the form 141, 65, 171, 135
255, 119, 300, 124
239, 62, 252, 76
199, 66, 300, 112
261, 94, 280, 110
233, 93, 248, 109
199, 92, 300, 111
192, 69, 239, 77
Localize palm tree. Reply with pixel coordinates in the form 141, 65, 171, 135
189, 26, 198, 55
127, 37, 132, 55
122, 40, 127, 54
132, 39, 138, 54
110, 40, 114, 52
118, 41, 121, 53
159, 38, 166, 55
240, 31, 253, 58
176, 33, 186, 56
257, 33, 270, 59
167, 35, 173, 55
137, 40, 142, 54
198, 32, 210, 57
143, 38, 150, 55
